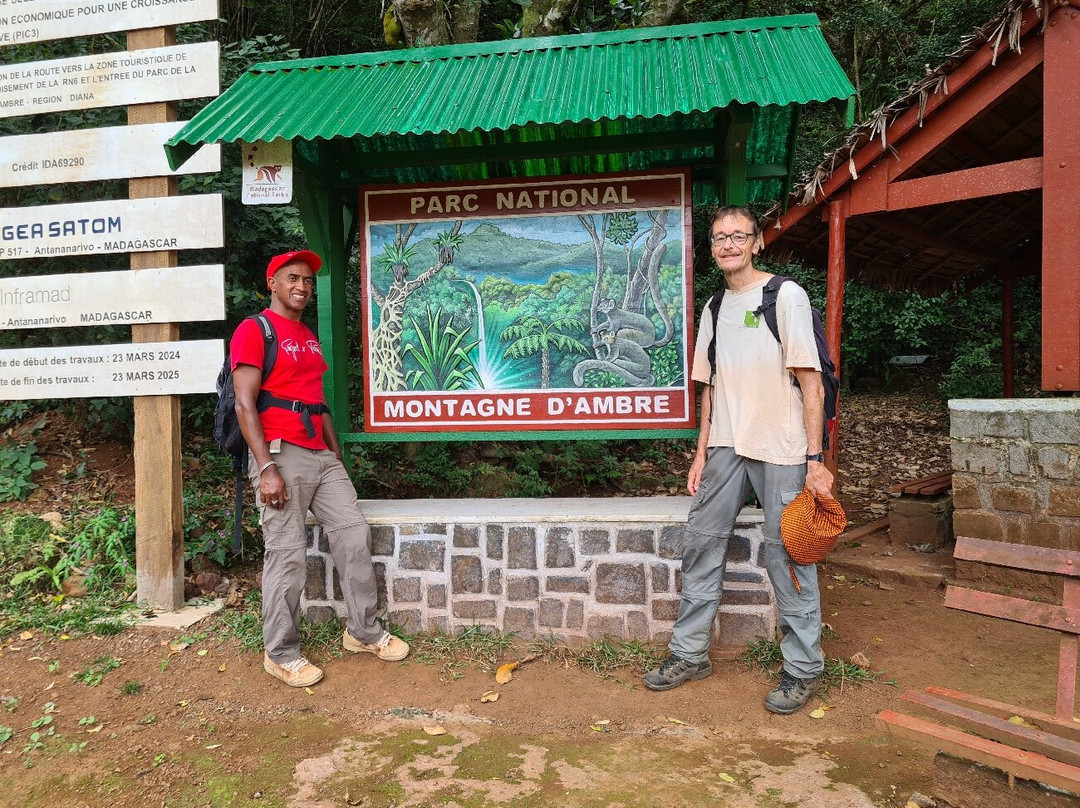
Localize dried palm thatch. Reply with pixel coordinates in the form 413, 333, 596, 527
774, 0, 1046, 214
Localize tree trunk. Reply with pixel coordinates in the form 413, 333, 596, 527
393, 0, 451, 47
372, 289, 408, 392
640, 0, 687, 28
521, 0, 575, 38
449, 0, 481, 43
541, 346, 551, 389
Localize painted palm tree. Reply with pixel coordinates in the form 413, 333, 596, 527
370, 222, 463, 392
500, 314, 589, 389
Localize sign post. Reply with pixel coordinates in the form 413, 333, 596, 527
128, 24, 185, 610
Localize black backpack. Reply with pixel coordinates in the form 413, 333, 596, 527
705, 276, 839, 450
214, 314, 278, 553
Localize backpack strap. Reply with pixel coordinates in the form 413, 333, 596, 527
251, 313, 278, 381
705, 288, 725, 380
752, 275, 793, 345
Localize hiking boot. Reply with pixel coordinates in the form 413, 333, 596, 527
263, 653, 323, 687
343, 630, 410, 662
764, 671, 821, 714
642, 655, 712, 691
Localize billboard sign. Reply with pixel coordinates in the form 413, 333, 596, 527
0, 265, 225, 330
360, 170, 694, 433
0, 42, 219, 119
0, 123, 220, 187
0, 0, 218, 46
1, 194, 224, 260
0, 339, 222, 399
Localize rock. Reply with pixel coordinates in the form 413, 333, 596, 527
905, 794, 936, 808
41, 512, 64, 529
194, 572, 222, 594
213, 576, 231, 596
61, 571, 87, 598
184, 579, 200, 601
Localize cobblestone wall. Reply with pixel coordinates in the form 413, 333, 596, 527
300, 499, 775, 650
950, 399, 1080, 594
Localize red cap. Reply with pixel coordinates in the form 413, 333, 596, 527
266, 250, 322, 281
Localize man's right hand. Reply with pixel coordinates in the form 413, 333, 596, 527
259, 465, 289, 510
687, 453, 707, 496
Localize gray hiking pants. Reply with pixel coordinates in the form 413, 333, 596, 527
669, 446, 824, 679
249, 442, 384, 665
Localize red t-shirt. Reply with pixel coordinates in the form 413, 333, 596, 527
229, 310, 329, 450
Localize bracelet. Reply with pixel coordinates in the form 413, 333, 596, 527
258, 460, 278, 475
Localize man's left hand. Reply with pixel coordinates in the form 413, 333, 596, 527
805, 460, 834, 498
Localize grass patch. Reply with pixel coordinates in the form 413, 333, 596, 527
409, 624, 517, 680
739, 634, 890, 693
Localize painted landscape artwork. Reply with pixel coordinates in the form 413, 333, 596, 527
360, 172, 694, 433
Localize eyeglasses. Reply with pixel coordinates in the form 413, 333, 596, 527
710, 232, 755, 247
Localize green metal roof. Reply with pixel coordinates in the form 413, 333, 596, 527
165, 16, 853, 175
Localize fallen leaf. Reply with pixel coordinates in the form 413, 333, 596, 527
594, 719, 610, 725
169, 641, 189, 652
59, 635, 71, 641
205, 743, 221, 750
28, 656, 44, 661
495, 662, 518, 684
345, 790, 366, 806
873, 637, 884, 643
718, 772, 736, 783
304, 687, 315, 696
218, 663, 227, 673
809, 707, 827, 719
44, 681, 55, 691
197, 649, 208, 657
667, 717, 686, 725
480, 691, 499, 703
85, 724, 104, 734
851, 652, 871, 669
1007, 715, 1040, 730
177, 700, 189, 707
423, 725, 447, 736
589, 725, 608, 732
19, 631, 33, 641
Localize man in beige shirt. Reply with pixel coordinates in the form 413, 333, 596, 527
643, 206, 834, 714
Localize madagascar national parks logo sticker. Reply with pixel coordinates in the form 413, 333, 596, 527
242, 139, 293, 205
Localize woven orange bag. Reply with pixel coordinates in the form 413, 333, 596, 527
780, 489, 847, 592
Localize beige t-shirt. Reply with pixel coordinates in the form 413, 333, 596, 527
690, 276, 821, 465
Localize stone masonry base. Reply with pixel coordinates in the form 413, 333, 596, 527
300, 497, 776, 651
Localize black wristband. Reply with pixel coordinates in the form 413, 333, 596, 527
806, 453, 825, 463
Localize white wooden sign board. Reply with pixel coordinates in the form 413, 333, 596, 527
0, 41, 219, 119
1, 193, 224, 260
0, 0, 219, 46
242, 139, 293, 205
0, 339, 223, 399
0, 265, 225, 330
0, 123, 220, 188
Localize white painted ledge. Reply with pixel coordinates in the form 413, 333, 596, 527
357, 497, 765, 525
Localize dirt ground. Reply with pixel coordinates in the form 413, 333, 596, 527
2, 391, 1017, 807
0, 559, 1061, 808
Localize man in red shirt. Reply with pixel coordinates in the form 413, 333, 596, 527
232, 250, 409, 687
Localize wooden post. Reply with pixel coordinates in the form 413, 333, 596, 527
128, 26, 185, 610
1041, 7, 1080, 392
1002, 276, 1015, 398
824, 195, 848, 483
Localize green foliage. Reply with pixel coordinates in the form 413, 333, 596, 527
0, 427, 47, 503
73, 656, 121, 687
63, 507, 136, 593
404, 308, 481, 391
650, 344, 684, 388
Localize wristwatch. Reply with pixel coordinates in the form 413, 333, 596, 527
806, 453, 825, 463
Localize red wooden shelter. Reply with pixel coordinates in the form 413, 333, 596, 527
764, 0, 1079, 453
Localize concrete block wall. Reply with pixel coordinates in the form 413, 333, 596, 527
300, 497, 775, 650
950, 399, 1080, 594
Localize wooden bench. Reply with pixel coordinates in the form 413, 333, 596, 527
877, 536, 1080, 795
888, 470, 953, 497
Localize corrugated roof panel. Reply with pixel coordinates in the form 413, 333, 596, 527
167, 16, 853, 168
